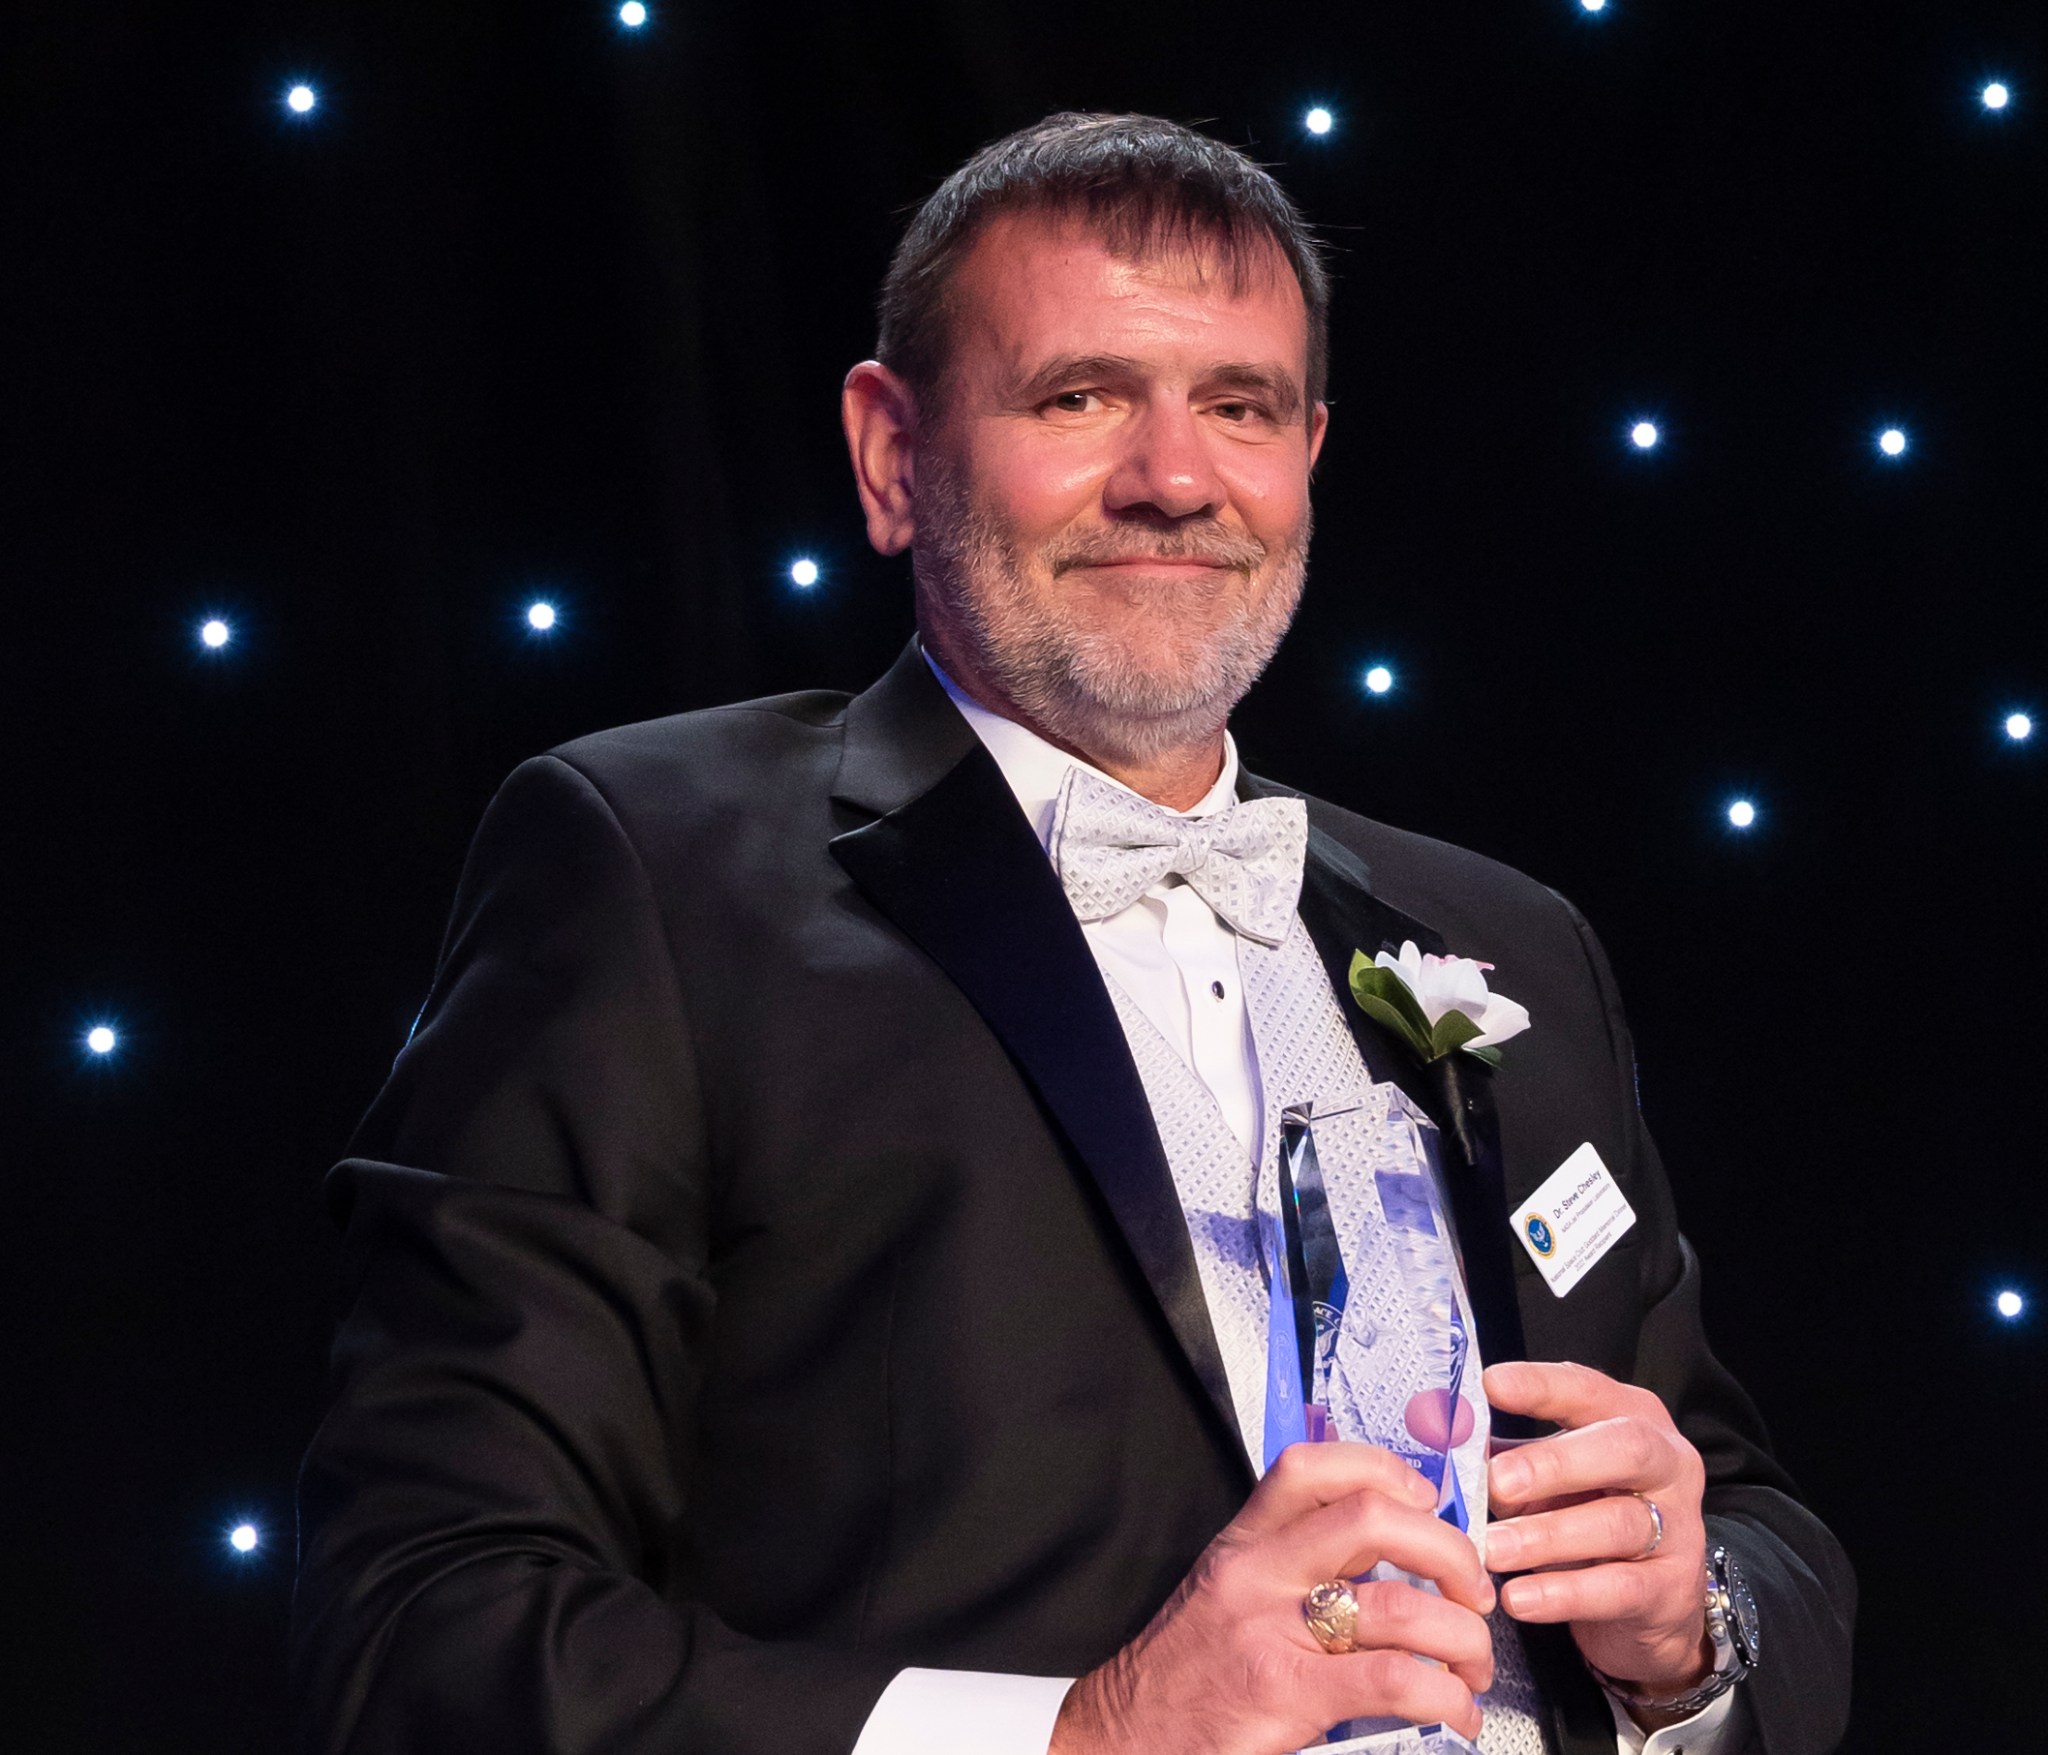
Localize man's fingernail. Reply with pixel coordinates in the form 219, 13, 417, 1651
1502, 1577, 1542, 1617
1486, 1526, 1519, 1567
1492, 1457, 1528, 1498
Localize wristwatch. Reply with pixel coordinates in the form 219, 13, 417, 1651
1594, 1544, 1760, 1718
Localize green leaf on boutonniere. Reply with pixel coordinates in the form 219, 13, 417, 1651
1348, 951, 1504, 1068
1426, 1007, 1485, 1061
1348, 954, 1435, 1061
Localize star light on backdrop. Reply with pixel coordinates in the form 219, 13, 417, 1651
1580, 0, 1609, 14
619, 2, 649, 26
90, 38, 2043, 1646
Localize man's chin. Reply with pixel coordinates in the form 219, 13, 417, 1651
1033, 685, 1235, 768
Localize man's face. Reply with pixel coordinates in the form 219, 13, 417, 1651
910, 208, 1327, 767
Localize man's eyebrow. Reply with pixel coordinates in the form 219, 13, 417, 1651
1004, 354, 1146, 406
1004, 354, 1306, 423
1203, 363, 1304, 423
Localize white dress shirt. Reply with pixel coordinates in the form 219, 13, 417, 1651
850, 657, 1739, 1755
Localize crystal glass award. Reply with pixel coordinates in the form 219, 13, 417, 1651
1266, 1100, 1488, 1755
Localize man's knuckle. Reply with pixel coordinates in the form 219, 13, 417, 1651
1621, 1422, 1662, 1475
1367, 1651, 1459, 1720
1621, 1382, 1665, 1420
1266, 1444, 1310, 1492
1348, 1490, 1392, 1541
1241, 1641, 1298, 1702
1351, 1648, 1410, 1698
1354, 1579, 1415, 1638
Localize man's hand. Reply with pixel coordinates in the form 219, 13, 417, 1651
1482, 1361, 1711, 1710
1049, 1441, 1497, 1755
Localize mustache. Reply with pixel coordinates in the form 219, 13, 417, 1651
1049, 526, 1268, 574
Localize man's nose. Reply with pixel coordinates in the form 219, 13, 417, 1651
1102, 402, 1226, 522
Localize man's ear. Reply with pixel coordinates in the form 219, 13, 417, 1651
1307, 399, 1329, 478
842, 361, 920, 555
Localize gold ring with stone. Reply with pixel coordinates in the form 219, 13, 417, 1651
1302, 1578, 1361, 1654
1630, 1492, 1664, 1559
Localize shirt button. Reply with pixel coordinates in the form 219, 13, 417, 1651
1210, 980, 1226, 1000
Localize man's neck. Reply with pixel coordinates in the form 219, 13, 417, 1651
1074, 740, 1226, 813
925, 640, 1227, 812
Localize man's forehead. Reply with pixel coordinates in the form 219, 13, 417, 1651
947, 208, 1309, 379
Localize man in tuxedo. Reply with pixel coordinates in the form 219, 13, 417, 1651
293, 114, 1852, 1755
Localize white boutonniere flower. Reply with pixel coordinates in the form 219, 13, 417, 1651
1347, 939, 1532, 1068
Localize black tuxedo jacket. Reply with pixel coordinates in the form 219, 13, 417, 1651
293, 644, 1853, 1755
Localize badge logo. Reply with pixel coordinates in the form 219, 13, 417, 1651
1524, 1214, 1556, 1257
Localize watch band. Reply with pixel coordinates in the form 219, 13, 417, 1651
1591, 1544, 1756, 1718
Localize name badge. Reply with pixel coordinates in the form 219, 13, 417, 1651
1513, 1142, 1636, 1297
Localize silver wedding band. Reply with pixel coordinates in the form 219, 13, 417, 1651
1631, 1492, 1664, 1559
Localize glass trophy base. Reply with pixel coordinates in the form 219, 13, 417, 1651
1310, 1725, 1479, 1755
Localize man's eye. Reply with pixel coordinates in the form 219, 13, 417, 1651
1213, 401, 1265, 423
1047, 390, 1095, 412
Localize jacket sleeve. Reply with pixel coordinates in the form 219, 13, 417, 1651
291, 754, 898, 1755
1563, 898, 1857, 1755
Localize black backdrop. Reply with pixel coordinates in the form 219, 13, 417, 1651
7, 2, 2044, 1748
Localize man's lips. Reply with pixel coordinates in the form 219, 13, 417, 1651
1062, 558, 1240, 575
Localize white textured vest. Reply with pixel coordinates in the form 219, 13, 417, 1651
1097, 911, 1548, 1754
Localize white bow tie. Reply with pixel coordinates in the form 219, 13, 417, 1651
1047, 764, 1308, 946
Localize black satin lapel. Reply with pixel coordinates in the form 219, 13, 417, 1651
1430, 1052, 1537, 1420
829, 745, 1243, 1454
1292, 828, 1532, 1379
831, 639, 978, 817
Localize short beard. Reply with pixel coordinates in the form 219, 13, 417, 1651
911, 447, 1309, 769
